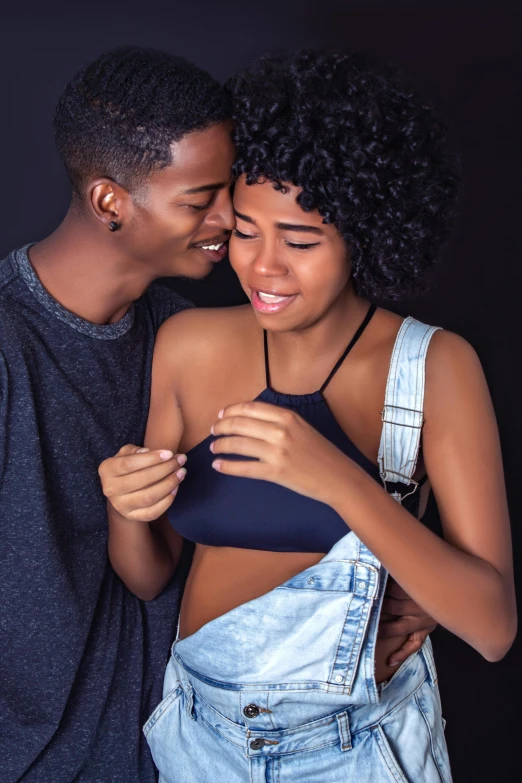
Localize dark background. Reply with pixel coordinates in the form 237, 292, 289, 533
1, 1, 520, 779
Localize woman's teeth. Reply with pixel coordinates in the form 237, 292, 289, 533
257, 291, 288, 303
201, 243, 224, 251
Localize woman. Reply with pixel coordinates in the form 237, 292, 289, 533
99, 49, 516, 782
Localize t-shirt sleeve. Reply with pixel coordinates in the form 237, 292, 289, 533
143, 283, 194, 332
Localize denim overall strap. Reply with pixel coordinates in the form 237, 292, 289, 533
378, 317, 441, 500
356, 316, 441, 703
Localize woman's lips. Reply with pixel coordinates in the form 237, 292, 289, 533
251, 290, 298, 314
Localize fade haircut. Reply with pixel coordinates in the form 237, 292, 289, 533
54, 46, 231, 197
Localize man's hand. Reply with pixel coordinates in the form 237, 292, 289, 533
379, 577, 437, 667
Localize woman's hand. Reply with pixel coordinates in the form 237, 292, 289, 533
210, 401, 354, 505
99, 444, 187, 523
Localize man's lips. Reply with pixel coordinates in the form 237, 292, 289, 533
251, 289, 298, 314
192, 239, 228, 262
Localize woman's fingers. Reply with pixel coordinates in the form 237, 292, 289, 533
99, 451, 186, 495
211, 435, 272, 461
216, 401, 290, 425
110, 470, 187, 519
121, 491, 178, 524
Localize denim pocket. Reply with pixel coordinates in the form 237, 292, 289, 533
374, 724, 410, 782
143, 685, 183, 739
374, 681, 452, 783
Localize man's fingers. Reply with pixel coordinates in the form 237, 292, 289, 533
384, 578, 411, 600
381, 596, 428, 617
378, 615, 437, 638
388, 630, 430, 667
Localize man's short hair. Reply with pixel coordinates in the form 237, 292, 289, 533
54, 46, 231, 196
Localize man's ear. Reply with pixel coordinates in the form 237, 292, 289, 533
88, 179, 133, 231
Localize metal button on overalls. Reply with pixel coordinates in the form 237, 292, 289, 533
250, 738, 266, 750
243, 703, 260, 718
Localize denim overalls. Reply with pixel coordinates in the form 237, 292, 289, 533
144, 318, 452, 782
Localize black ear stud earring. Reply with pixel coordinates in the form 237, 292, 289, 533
109, 221, 120, 232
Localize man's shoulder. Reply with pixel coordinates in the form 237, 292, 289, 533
140, 282, 194, 330
0, 251, 19, 294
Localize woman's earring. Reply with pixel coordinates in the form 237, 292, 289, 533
109, 221, 120, 232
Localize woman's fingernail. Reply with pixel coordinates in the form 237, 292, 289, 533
136, 448, 150, 453
212, 460, 221, 471
171, 487, 178, 496
176, 468, 187, 480
159, 450, 173, 461
217, 409, 224, 419
210, 424, 215, 435
209, 442, 214, 453
177, 454, 187, 467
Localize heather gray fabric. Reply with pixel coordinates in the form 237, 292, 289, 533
0, 245, 193, 782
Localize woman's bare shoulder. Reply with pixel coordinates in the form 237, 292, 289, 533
154, 304, 255, 367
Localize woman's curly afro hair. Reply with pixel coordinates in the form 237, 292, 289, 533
228, 48, 462, 300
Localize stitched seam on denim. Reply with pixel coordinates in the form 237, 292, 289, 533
355, 676, 427, 737
142, 686, 182, 737
389, 319, 409, 482
343, 561, 379, 687
380, 317, 408, 481
406, 326, 430, 477
194, 687, 351, 741
328, 592, 355, 684
196, 708, 245, 750
414, 690, 446, 783
374, 725, 409, 783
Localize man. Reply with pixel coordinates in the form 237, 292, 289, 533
1, 46, 234, 783
0, 46, 434, 782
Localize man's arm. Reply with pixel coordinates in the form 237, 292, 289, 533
380, 578, 437, 667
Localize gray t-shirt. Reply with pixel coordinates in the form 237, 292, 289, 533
0, 246, 192, 782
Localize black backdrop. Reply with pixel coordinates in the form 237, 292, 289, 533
1, 1, 520, 779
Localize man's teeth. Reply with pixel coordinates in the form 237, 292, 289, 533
201, 243, 224, 251
258, 291, 289, 303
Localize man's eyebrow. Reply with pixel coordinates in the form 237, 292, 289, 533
182, 182, 227, 195
234, 210, 324, 235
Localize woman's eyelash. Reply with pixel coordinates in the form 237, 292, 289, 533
233, 229, 319, 250
286, 242, 320, 250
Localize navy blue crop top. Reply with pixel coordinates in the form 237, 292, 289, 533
169, 305, 420, 553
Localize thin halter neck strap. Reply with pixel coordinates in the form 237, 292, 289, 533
263, 304, 377, 392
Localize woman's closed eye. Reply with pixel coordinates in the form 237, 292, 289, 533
233, 228, 320, 250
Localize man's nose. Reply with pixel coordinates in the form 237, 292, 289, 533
207, 188, 235, 231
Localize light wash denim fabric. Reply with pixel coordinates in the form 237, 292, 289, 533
145, 318, 451, 782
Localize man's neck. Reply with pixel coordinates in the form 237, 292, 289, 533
29, 210, 155, 325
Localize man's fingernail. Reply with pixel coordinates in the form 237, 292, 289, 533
176, 468, 187, 480
136, 448, 150, 453
171, 487, 178, 496
177, 454, 187, 467
389, 660, 400, 667
159, 450, 173, 461
217, 409, 224, 419
212, 460, 222, 470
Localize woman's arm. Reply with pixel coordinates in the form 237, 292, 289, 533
210, 332, 517, 661
99, 318, 187, 601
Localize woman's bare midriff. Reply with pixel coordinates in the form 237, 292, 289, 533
178, 544, 408, 684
